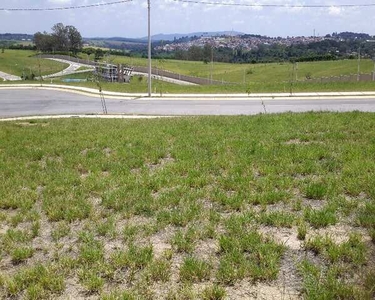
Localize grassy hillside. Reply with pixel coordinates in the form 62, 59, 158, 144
0, 113, 374, 299
109, 56, 375, 83
0, 50, 68, 77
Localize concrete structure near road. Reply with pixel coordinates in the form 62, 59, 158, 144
95, 64, 133, 83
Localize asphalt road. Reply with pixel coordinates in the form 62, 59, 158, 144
1, 89, 375, 118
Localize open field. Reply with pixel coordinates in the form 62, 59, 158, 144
0, 113, 375, 299
1, 50, 375, 92
4, 75, 375, 94
0, 50, 68, 77
109, 56, 375, 83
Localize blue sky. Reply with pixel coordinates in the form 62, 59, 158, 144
0, 0, 373, 38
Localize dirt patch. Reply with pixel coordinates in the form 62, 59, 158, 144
307, 224, 370, 244
193, 239, 219, 261
147, 153, 175, 172
225, 280, 301, 300
259, 226, 302, 251
285, 139, 310, 145
55, 277, 94, 300
150, 232, 173, 259
103, 147, 113, 157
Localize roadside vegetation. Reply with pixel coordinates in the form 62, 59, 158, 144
0, 112, 374, 299
0, 50, 68, 78
109, 55, 375, 84
2, 50, 375, 93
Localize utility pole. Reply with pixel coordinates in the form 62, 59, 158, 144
147, 0, 152, 97
210, 43, 213, 84
357, 46, 360, 82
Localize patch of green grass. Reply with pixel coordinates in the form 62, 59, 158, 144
78, 269, 104, 293
110, 55, 375, 83
1, 113, 375, 298
297, 221, 308, 240
51, 222, 71, 241
157, 202, 202, 227
304, 206, 337, 228
299, 259, 372, 300
146, 258, 171, 282
1, 264, 65, 298
11, 246, 34, 264
257, 211, 295, 228
171, 226, 200, 253
201, 285, 226, 300
111, 245, 153, 271
96, 217, 116, 237
0, 49, 68, 77
78, 233, 104, 264
217, 225, 284, 284
357, 201, 375, 228
305, 233, 366, 264
179, 257, 211, 283
304, 182, 328, 200
369, 228, 375, 244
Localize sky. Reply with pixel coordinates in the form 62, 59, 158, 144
0, 0, 373, 38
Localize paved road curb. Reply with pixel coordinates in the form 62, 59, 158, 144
2, 84, 375, 100
0, 115, 176, 122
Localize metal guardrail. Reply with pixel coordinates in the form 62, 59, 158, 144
39, 54, 230, 85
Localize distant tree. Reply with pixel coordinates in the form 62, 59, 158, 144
66, 25, 83, 54
34, 31, 54, 52
187, 45, 203, 61
34, 23, 83, 54
51, 23, 69, 51
82, 47, 95, 57
94, 48, 105, 61
203, 44, 212, 63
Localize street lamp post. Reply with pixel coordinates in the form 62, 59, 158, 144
147, 0, 152, 97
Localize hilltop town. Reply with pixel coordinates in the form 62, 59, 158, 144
155, 31, 373, 52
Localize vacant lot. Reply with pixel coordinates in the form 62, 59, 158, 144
110, 55, 375, 83
0, 113, 375, 299
0, 50, 68, 77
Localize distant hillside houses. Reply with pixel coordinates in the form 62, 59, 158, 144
155, 32, 375, 52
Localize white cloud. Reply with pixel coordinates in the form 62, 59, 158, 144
328, 6, 342, 16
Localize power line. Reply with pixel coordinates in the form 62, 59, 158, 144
0, 0, 132, 12
172, 0, 375, 8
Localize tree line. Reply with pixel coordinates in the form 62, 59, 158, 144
158, 39, 375, 64
34, 23, 83, 54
